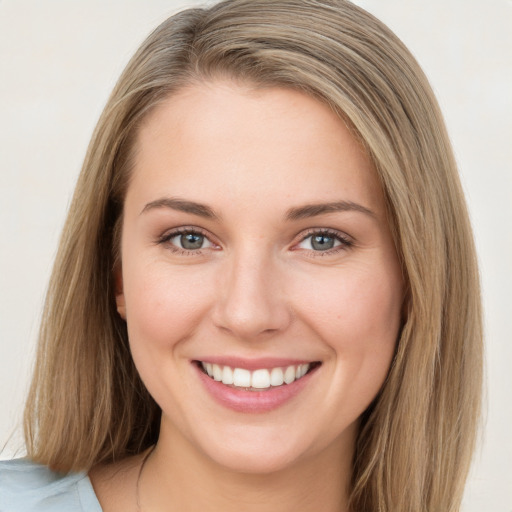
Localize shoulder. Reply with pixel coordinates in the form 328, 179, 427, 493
0, 458, 102, 512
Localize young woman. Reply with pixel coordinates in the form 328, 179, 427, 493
0, 1, 482, 511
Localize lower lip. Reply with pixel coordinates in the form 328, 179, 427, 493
194, 363, 318, 413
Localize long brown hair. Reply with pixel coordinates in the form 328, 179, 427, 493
24, 1, 482, 511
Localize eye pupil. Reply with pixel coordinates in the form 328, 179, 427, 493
181, 233, 204, 250
311, 234, 335, 250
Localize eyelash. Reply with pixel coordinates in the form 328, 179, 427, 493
156, 227, 216, 255
156, 227, 353, 256
296, 228, 354, 257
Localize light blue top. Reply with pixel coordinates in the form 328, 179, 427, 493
0, 458, 102, 511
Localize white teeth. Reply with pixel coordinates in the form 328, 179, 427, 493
270, 367, 284, 386
201, 362, 312, 389
212, 364, 222, 381
298, 364, 308, 378
222, 366, 233, 385
233, 368, 251, 387
251, 369, 270, 389
284, 365, 296, 384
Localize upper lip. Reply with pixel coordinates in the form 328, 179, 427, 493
194, 356, 320, 371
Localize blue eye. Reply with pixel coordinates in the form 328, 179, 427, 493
165, 230, 213, 251
310, 234, 337, 250
297, 231, 349, 252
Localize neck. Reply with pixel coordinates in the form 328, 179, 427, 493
139, 419, 354, 512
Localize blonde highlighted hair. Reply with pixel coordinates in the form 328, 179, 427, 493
24, 1, 482, 511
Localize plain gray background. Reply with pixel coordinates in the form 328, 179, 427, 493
0, 1, 511, 510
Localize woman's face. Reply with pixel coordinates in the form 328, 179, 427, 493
117, 81, 404, 474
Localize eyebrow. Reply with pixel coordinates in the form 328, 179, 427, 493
141, 197, 374, 221
141, 197, 219, 219
285, 201, 375, 220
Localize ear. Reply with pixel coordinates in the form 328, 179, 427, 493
114, 266, 126, 320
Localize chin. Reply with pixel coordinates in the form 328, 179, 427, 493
190, 420, 346, 476
204, 440, 307, 475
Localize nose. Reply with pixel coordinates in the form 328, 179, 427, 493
212, 250, 292, 340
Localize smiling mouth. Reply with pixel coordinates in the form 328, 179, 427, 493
196, 361, 321, 391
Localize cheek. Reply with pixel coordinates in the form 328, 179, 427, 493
298, 264, 402, 338
294, 263, 402, 386
122, 263, 217, 411
122, 262, 213, 352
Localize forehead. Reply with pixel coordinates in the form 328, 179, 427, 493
127, 81, 385, 218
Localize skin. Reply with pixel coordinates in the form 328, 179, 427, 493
90, 81, 404, 512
